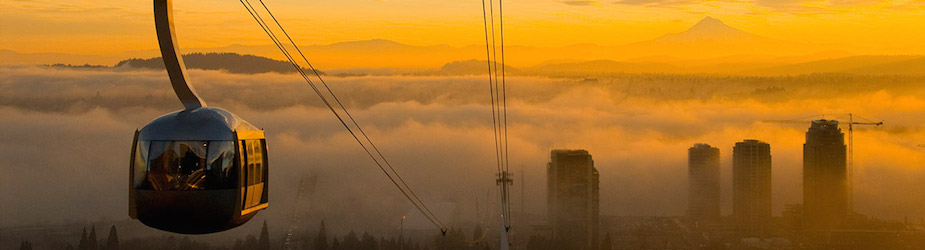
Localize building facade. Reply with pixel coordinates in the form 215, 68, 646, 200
733, 139, 772, 236
688, 143, 721, 221
547, 149, 599, 250
803, 119, 849, 229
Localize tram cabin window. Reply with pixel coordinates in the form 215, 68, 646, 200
133, 141, 237, 190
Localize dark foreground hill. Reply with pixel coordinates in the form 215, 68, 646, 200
115, 52, 304, 74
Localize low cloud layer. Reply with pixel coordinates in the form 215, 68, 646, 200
606, 0, 921, 13
562, 1, 599, 6
2, 67, 925, 237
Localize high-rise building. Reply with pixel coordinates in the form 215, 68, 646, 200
547, 149, 599, 250
688, 143, 721, 221
733, 139, 772, 236
803, 119, 848, 229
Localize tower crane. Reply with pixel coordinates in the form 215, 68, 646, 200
284, 174, 317, 250
845, 114, 883, 212
763, 113, 883, 212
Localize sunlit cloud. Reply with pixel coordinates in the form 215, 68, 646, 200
0, 0, 140, 15
613, 0, 700, 6
561, 0, 599, 6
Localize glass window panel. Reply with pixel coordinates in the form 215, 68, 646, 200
259, 139, 268, 203
147, 141, 172, 171
132, 140, 149, 188
138, 140, 236, 190
241, 139, 268, 208
206, 141, 236, 189
245, 139, 264, 186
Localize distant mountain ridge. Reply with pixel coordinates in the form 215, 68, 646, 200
623, 16, 810, 59
530, 60, 677, 74
10, 16, 925, 76
38, 51, 925, 76
653, 16, 761, 43
103, 18, 830, 69
749, 55, 925, 75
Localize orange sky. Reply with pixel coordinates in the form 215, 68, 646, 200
2, 0, 925, 55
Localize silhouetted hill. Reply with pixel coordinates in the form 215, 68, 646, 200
750, 55, 925, 75
529, 60, 677, 74
197, 39, 466, 69
324, 39, 431, 50
848, 57, 925, 75
115, 53, 303, 74
0, 49, 117, 66
438, 59, 518, 75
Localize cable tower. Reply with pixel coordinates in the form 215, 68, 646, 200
481, 0, 513, 248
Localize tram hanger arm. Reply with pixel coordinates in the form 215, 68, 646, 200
155, 0, 207, 110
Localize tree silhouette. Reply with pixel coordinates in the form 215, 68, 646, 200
243, 235, 258, 249
314, 221, 329, 250
360, 232, 377, 250
258, 220, 271, 250
78, 227, 88, 250
88, 226, 99, 250
106, 225, 120, 250
342, 231, 359, 249
330, 238, 341, 250
19, 241, 32, 250
600, 232, 612, 250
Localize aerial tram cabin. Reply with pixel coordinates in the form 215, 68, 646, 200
129, 108, 269, 234
129, 0, 268, 234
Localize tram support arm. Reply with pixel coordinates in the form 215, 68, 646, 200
154, 0, 207, 110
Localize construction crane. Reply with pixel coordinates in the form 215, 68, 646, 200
844, 114, 883, 212
284, 174, 318, 250
763, 113, 883, 212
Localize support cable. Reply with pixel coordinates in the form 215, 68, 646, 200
488, 0, 506, 178
254, 0, 445, 231
238, 0, 446, 232
482, 0, 503, 177
483, 0, 514, 246
498, 0, 512, 233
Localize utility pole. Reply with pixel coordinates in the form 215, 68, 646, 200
400, 216, 405, 250
520, 165, 525, 224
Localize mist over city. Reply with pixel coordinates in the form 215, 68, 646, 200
3, 0, 925, 249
